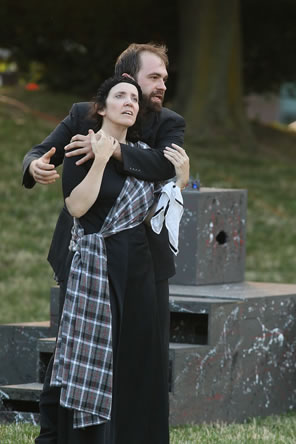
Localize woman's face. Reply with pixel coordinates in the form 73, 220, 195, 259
99, 82, 139, 128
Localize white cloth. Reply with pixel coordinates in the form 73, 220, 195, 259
150, 182, 184, 255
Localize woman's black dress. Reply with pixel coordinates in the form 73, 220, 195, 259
55, 154, 169, 444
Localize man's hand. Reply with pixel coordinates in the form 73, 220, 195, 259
64, 131, 95, 165
164, 143, 189, 190
90, 130, 119, 162
29, 147, 60, 185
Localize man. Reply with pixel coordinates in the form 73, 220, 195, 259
23, 42, 186, 442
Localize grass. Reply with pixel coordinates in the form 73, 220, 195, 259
1, 411, 296, 443
0, 85, 296, 441
0, 85, 86, 323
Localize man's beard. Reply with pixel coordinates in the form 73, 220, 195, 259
142, 91, 164, 112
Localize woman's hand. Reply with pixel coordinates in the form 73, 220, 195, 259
90, 129, 119, 162
164, 143, 189, 190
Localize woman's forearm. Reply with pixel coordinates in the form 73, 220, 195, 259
65, 157, 107, 217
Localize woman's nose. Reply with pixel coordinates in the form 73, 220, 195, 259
124, 97, 133, 106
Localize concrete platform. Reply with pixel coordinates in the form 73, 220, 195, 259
0, 282, 295, 426
169, 281, 296, 425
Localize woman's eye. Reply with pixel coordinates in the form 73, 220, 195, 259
132, 97, 138, 103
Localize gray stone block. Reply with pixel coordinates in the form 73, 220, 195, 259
0, 322, 50, 385
170, 187, 247, 285
169, 281, 296, 425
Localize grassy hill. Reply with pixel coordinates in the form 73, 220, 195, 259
0, 85, 296, 323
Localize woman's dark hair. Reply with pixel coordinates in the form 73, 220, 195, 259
89, 76, 143, 142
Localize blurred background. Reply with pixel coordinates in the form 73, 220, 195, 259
1, 0, 296, 324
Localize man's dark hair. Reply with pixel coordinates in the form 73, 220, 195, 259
89, 76, 143, 142
114, 43, 168, 79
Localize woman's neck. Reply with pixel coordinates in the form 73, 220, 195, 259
101, 121, 127, 143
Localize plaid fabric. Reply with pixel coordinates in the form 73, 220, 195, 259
50, 175, 155, 429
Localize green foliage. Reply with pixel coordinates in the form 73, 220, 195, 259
2, 1, 296, 95
0, 0, 178, 96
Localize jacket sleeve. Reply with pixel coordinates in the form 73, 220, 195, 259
120, 113, 185, 182
22, 103, 81, 188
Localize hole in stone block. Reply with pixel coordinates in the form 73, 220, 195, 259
216, 230, 228, 245
170, 312, 208, 345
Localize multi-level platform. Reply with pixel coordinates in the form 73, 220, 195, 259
1, 188, 295, 425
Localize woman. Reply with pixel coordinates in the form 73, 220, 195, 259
47, 76, 188, 444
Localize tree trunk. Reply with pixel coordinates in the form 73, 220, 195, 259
176, 0, 253, 146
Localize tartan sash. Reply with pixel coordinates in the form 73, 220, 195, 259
50, 176, 154, 429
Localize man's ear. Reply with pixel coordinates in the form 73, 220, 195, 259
122, 73, 135, 81
97, 109, 106, 117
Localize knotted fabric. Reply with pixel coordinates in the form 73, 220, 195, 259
151, 182, 184, 255
50, 176, 154, 429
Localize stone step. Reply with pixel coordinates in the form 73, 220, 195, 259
36, 338, 208, 353
169, 293, 241, 346
0, 342, 202, 409
0, 383, 42, 425
37, 337, 56, 354
0, 410, 39, 425
37, 338, 56, 383
169, 343, 209, 392
0, 338, 208, 418
0, 382, 43, 402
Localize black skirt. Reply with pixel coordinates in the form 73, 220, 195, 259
55, 225, 169, 444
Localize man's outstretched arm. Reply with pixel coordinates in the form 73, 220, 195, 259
22, 102, 92, 188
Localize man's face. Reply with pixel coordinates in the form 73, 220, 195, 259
136, 51, 168, 112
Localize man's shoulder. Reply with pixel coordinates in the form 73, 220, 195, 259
70, 102, 93, 115
159, 107, 184, 123
68, 102, 99, 130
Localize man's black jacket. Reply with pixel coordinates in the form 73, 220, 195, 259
22, 102, 185, 282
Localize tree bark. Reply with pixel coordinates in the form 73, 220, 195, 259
176, 0, 253, 146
